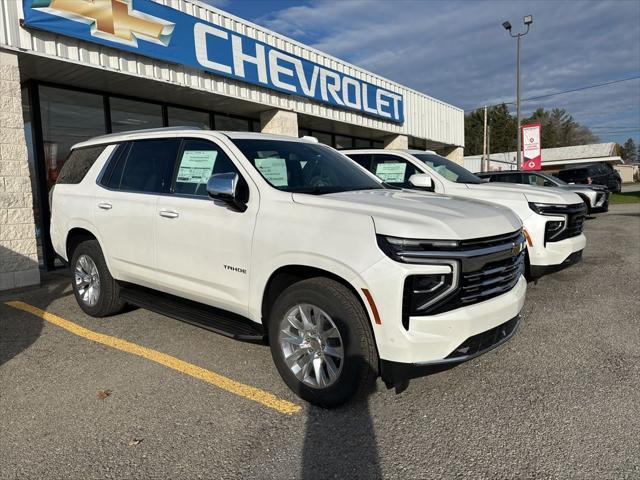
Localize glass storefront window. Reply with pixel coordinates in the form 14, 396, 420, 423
311, 131, 333, 146
22, 87, 45, 268
168, 107, 210, 129
214, 114, 251, 131
335, 135, 354, 149
354, 138, 373, 149
110, 97, 163, 133
39, 86, 106, 192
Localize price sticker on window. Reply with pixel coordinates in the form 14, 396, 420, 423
376, 162, 407, 183
255, 157, 288, 186
177, 150, 218, 184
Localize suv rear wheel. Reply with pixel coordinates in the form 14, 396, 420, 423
268, 277, 378, 408
71, 240, 125, 317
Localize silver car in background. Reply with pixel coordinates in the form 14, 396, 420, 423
476, 170, 609, 214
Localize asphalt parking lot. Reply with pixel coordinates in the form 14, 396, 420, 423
1, 203, 639, 480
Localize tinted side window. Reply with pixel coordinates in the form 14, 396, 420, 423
119, 138, 180, 193
369, 154, 420, 187
174, 139, 239, 197
100, 142, 129, 189
524, 173, 544, 186
56, 145, 108, 184
495, 173, 521, 183
346, 154, 372, 170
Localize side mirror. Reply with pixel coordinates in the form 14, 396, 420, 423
206, 173, 247, 212
408, 173, 434, 191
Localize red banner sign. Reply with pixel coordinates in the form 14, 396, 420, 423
522, 124, 542, 171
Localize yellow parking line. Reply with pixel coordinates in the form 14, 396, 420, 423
5, 301, 301, 415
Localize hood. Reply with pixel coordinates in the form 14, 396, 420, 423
467, 182, 583, 205
292, 189, 521, 240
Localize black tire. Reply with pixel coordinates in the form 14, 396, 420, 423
70, 240, 125, 317
268, 277, 379, 408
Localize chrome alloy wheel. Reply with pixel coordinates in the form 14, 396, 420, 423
74, 254, 101, 307
278, 304, 344, 389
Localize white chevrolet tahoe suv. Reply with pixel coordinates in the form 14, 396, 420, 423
50, 128, 527, 407
344, 150, 587, 279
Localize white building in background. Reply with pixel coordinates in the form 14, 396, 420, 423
0, 0, 464, 290
464, 143, 624, 173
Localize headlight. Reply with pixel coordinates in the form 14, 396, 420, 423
528, 203, 571, 243
378, 235, 459, 325
377, 235, 460, 263
403, 272, 458, 326
545, 220, 566, 242
528, 202, 571, 215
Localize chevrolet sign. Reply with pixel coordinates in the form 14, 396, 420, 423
23, 0, 405, 123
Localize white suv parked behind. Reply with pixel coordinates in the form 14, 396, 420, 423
50, 128, 526, 407
344, 150, 587, 279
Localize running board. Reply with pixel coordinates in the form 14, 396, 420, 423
119, 284, 265, 342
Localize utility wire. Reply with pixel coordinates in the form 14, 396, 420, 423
590, 126, 639, 130
464, 75, 640, 112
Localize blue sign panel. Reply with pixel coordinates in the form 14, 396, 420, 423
22, 0, 404, 123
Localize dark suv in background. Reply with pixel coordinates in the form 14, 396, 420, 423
477, 170, 610, 213
556, 163, 621, 193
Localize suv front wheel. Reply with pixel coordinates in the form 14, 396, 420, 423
71, 240, 125, 317
268, 277, 379, 408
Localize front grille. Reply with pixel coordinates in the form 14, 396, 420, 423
458, 252, 525, 307
564, 213, 585, 238
459, 229, 523, 250
554, 203, 586, 241
402, 229, 525, 323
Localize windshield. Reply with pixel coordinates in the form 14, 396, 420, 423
231, 139, 383, 194
412, 153, 483, 184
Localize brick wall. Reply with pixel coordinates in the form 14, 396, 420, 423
0, 50, 40, 290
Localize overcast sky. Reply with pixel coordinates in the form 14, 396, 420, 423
205, 0, 640, 148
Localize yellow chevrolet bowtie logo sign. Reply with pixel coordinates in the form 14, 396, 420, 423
34, 0, 174, 47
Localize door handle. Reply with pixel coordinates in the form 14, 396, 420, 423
159, 210, 179, 219
98, 202, 112, 210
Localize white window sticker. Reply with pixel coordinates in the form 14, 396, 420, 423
376, 162, 407, 183
255, 157, 288, 186
177, 150, 218, 184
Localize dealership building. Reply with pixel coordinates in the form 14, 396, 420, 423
0, 0, 464, 290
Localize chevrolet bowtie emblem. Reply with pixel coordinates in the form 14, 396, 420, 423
33, 0, 174, 47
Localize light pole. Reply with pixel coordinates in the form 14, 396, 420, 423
502, 15, 533, 170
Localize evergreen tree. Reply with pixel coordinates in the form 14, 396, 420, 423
621, 138, 638, 163
464, 104, 517, 156
464, 105, 598, 155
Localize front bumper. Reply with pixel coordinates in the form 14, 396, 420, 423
529, 249, 583, 279
525, 215, 586, 268
380, 315, 521, 387
359, 252, 527, 365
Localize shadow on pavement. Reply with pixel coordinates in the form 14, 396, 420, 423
0, 245, 70, 366
302, 397, 381, 480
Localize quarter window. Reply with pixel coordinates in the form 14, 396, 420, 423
56, 145, 108, 185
